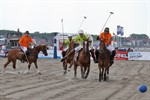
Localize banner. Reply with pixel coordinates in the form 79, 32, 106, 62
128, 52, 150, 60
114, 51, 128, 60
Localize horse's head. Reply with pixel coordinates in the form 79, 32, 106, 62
83, 39, 89, 53
69, 40, 79, 50
36, 45, 48, 56
69, 41, 75, 49
99, 39, 106, 53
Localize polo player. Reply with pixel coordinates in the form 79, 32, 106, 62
19, 31, 36, 62
62, 34, 73, 57
60, 29, 96, 62
95, 27, 116, 65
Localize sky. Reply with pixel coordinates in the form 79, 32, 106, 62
0, 0, 149, 37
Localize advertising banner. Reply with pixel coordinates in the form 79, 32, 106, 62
128, 52, 150, 60
114, 51, 128, 60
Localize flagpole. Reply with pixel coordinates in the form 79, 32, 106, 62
61, 19, 64, 49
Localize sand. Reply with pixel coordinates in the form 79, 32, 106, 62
0, 57, 150, 100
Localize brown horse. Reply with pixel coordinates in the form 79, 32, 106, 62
74, 40, 91, 79
62, 41, 78, 74
98, 39, 111, 81
3, 45, 48, 74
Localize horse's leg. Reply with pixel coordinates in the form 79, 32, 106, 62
107, 67, 109, 74
34, 61, 41, 74
99, 67, 102, 82
98, 64, 102, 82
3, 59, 11, 72
101, 67, 104, 81
27, 62, 31, 74
84, 66, 90, 79
63, 61, 67, 75
68, 61, 73, 72
106, 66, 110, 79
74, 63, 78, 78
104, 68, 107, 81
80, 66, 84, 79
83, 66, 87, 79
12, 60, 17, 70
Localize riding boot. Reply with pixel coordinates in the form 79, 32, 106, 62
26, 48, 30, 56
21, 54, 25, 63
110, 50, 116, 66
60, 49, 75, 62
89, 49, 96, 63
95, 50, 99, 63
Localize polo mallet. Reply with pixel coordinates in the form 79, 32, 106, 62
99, 12, 114, 34
78, 16, 87, 30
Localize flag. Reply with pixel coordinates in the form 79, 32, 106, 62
117, 25, 124, 36
117, 25, 121, 35
120, 27, 124, 36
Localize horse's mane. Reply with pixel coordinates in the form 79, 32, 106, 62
99, 39, 111, 59
29, 45, 47, 56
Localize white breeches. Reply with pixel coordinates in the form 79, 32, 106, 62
97, 45, 115, 52
21, 46, 27, 53
74, 46, 93, 53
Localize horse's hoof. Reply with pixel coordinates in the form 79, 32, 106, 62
2, 70, 5, 74
63, 72, 67, 75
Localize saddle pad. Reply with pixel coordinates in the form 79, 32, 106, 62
74, 48, 83, 62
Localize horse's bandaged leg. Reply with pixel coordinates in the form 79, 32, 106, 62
36, 69, 41, 74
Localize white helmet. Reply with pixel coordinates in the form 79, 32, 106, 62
78, 29, 84, 34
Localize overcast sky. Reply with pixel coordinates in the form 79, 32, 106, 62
0, 0, 149, 37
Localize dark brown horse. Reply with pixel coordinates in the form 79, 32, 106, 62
74, 40, 91, 79
62, 41, 78, 74
3, 45, 48, 74
98, 39, 111, 81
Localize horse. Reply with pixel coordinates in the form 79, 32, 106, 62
3, 45, 48, 74
62, 41, 78, 75
74, 39, 91, 79
98, 39, 111, 81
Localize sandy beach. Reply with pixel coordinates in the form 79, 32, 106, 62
0, 57, 150, 100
